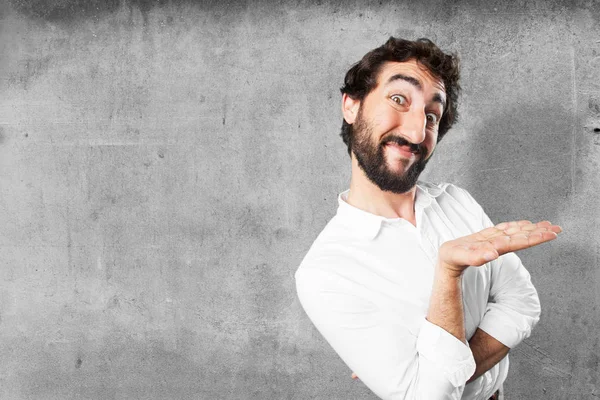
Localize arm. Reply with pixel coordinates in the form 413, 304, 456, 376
427, 258, 511, 385
467, 328, 509, 383
477, 251, 542, 349
462, 251, 541, 385
348, 295, 508, 385
464, 196, 542, 382
427, 263, 467, 343
427, 219, 553, 342
298, 221, 560, 399
465, 250, 540, 384
426, 220, 559, 388
296, 266, 475, 400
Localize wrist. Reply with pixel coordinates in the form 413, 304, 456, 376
435, 261, 464, 279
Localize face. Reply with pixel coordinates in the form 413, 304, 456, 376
345, 60, 446, 194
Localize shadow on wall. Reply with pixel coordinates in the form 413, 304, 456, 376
461, 102, 593, 274
462, 103, 572, 224
463, 102, 600, 394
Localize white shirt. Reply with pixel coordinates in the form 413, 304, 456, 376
295, 182, 541, 400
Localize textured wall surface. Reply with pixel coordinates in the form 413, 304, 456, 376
1, 0, 599, 399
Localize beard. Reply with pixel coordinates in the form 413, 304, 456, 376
350, 110, 431, 194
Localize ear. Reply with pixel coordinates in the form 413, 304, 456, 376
342, 93, 360, 124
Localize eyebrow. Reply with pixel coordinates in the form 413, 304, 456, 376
386, 73, 446, 108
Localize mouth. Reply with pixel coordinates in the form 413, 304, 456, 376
384, 142, 419, 160
383, 139, 421, 159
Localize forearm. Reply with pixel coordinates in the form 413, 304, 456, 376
426, 262, 466, 343
416, 263, 475, 397
467, 328, 509, 383
426, 267, 510, 389
298, 267, 475, 400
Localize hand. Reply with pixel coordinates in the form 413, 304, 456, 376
438, 220, 562, 277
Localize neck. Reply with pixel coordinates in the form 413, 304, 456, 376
346, 155, 418, 225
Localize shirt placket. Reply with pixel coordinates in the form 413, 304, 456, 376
416, 209, 439, 265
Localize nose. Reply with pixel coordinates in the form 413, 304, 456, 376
398, 106, 427, 145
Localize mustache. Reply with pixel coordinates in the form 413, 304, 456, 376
381, 135, 425, 155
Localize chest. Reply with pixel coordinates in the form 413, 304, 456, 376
348, 209, 493, 338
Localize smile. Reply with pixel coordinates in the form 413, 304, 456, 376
384, 142, 419, 158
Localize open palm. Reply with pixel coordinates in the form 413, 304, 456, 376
438, 220, 562, 274
350, 219, 562, 382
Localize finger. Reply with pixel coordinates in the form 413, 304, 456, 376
520, 224, 541, 232
351, 373, 358, 380
492, 229, 558, 254
546, 224, 562, 233
519, 224, 562, 236
503, 224, 537, 235
527, 230, 559, 245
478, 220, 549, 240
502, 221, 562, 236
533, 221, 563, 233
495, 220, 531, 230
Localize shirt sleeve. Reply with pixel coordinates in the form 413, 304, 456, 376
467, 193, 542, 348
296, 266, 476, 400
477, 249, 541, 348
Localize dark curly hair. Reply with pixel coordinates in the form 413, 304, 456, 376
340, 37, 461, 155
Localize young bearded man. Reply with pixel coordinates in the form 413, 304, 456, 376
295, 37, 562, 400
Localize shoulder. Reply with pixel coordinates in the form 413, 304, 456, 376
295, 215, 369, 290
297, 217, 358, 273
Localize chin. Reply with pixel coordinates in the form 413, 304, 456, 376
385, 158, 411, 173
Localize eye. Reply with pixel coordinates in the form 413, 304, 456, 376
391, 95, 407, 105
426, 113, 439, 125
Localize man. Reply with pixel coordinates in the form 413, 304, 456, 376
295, 37, 562, 400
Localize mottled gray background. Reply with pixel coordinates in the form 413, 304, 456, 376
0, 0, 598, 399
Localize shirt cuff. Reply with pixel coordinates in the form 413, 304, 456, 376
416, 318, 476, 387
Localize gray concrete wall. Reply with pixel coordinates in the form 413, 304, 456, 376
0, 0, 598, 398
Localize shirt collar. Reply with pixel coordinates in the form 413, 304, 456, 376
336, 182, 440, 240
